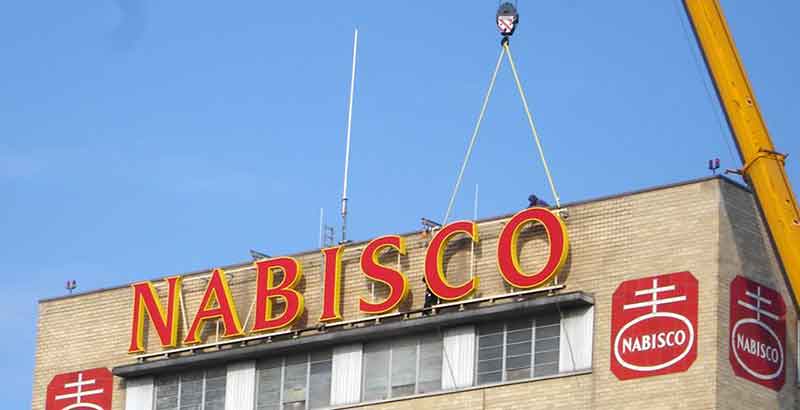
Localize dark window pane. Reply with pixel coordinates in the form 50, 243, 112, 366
537, 314, 559, 326
363, 342, 390, 401
478, 334, 502, 348
535, 317, 559, 373
505, 355, 531, 371
283, 401, 306, 410
534, 351, 559, 366
505, 367, 530, 381
507, 319, 532, 331
311, 349, 332, 363
536, 326, 560, 340
256, 359, 281, 410
534, 363, 559, 377
419, 334, 443, 394
478, 345, 502, 361
204, 368, 226, 410
506, 341, 531, 357
155, 376, 178, 410
391, 384, 415, 397
179, 372, 202, 410
535, 337, 559, 352
309, 359, 332, 409
477, 358, 502, 373
506, 329, 532, 344
391, 338, 417, 397
478, 322, 503, 335
283, 355, 308, 407
477, 371, 502, 385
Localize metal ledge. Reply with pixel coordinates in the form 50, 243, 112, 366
113, 290, 593, 378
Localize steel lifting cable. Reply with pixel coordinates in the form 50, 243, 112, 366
504, 42, 561, 208
442, 47, 506, 225
442, 42, 563, 225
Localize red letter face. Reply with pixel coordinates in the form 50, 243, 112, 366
184, 269, 243, 344
496, 208, 569, 289
359, 235, 409, 314
319, 246, 344, 322
424, 221, 480, 301
129, 277, 182, 353
253, 257, 305, 332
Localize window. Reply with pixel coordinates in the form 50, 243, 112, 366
154, 367, 226, 410
139, 308, 588, 410
255, 350, 333, 410
476, 313, 561, 385
362, 332, 443, 401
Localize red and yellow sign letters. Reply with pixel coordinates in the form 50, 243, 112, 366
424, 221, 480, 300
319, 246, 344, 322
253, 257, 305, 332
497, 208, 569, 289
359, 235, 409, 314
128, 277, 182, 353
128, 207, 569, 353
184, 268, 243, 344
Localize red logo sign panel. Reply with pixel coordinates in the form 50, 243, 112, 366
729, 276, 786, 390
611, 271, 698, 380
46, 368, 113, 410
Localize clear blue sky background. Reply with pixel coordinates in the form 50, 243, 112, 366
2, 1, 798, 406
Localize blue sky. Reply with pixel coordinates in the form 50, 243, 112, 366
2, 1, 798, 406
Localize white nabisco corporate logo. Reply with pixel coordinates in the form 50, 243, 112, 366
610, 271, 698, 380
732, 286, 783, 379
729, 276, 786, 390
46, 368, 113, 410
614, 278, 694, 371
54, 372, 106, 410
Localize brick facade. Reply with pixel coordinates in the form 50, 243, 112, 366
32, 177, 799, 409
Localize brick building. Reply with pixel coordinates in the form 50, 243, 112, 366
33, 176, 799, 409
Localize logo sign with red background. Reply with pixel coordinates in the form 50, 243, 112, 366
729, 276, 786, 391
611, 271, 698, 380
46, 368, 113, 410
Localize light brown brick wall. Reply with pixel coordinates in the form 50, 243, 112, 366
32, 177, 795, 409
715, 181, 798, 409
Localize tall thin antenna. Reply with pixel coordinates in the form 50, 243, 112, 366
319, 208, 324, 248
341, 28, 359, 244
473, 183, 479, 220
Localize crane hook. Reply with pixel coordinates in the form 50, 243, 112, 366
496, 2, 519, 44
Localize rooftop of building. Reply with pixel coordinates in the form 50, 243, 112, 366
39, 175, 751, 304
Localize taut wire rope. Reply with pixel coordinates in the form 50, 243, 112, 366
504, 42, 561, 208
443, 47, 506, 226
442, 41, 563, 226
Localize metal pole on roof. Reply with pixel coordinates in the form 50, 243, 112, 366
319, 208, 324, 248
341, 28, 358, 244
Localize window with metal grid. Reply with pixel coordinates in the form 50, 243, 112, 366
362, 332, 443, 402
154, 367, 226, 410
475, 313, 561, 385
255, 350, 333, 410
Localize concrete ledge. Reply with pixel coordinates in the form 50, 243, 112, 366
113, 291, 593, 378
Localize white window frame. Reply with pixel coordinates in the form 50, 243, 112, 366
154, 367, 226, 410
254, 350, 333, 410
474, 313, 562, 385
361, 332, 443, 401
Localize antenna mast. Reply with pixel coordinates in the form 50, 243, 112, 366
341, 28, 358, 243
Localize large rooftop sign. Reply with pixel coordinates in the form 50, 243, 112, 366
128, 207, 569, 354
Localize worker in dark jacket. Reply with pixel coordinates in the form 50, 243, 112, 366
422, 276, 439, 315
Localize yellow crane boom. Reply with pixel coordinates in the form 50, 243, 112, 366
683, 0, 800, 308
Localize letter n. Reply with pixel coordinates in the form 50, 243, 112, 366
129, 277, 182, 353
